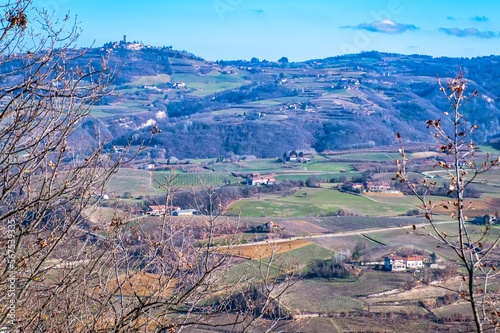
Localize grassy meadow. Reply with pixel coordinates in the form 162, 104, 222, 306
223, 243, 334, 285
152, 171, 243, 188
106, 168, 163, 197
226, 187, 419, 217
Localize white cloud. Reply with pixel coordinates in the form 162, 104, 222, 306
350, 20, 418, 34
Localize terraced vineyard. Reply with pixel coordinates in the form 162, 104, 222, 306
152, 171, 243, 188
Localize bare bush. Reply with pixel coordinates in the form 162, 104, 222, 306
0, 2, 294, 332
396, 71, 500, 332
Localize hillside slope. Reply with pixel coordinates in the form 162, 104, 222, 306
35, 44, 500, 158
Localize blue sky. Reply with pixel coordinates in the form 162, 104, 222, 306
33, 0, 500, 61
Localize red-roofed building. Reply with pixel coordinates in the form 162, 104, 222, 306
440, 158, 469, 168
385, 255, 424, 271
289, 155, 311, 163
366, 181, 391, 192
350, 183, 365, 191
385, 255, 406, 271
405, 256, 424, 269
173, 82, 186, 88
247, 176, 276, 186
146, 205, 181, 216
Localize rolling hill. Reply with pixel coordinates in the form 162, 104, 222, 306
59, 43, 500, 158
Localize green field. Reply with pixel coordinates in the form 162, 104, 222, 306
329, 152, 405, 161
127, 74, 172, 87
267, 96, 313, 104
470, 183, 500, 197
478, 145, 500, 154
224, 243, 333, 285
310, 235, 380, 252
173, 71, 244, 83
359, 194, 445, 207
432, 302, 474, 318
172, 71, 251, 97
471, 169, 500, 186
226, 188, 419, 217
248, 99, 283, 105
281, 271, 408, 312
274, 174, 345, 182
259, 243, 334, 268
152, 171, 243, 188
311, 216, 422, 232
368, 222, 500, 261
304, 162, 354, 172
90, 103, 149, 117
282, 283, 365, 312
211, 108, 248, 116
107, 168, 162, 196
209, 159, 288, 174
208, 158, 364, 177
189, 81, 248, 97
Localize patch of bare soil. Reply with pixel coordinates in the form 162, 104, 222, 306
225, 240, 312, 259
412, 151, 439, 158
425, 197, 500, 217
366, 277, 462, 303
277, 220, 330, 235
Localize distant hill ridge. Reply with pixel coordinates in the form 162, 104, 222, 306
23, 43, 500, 158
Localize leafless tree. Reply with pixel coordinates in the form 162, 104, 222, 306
0, 2, 295, 331
396, 71, 500, 332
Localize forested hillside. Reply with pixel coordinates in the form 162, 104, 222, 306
61, 45, 500, 158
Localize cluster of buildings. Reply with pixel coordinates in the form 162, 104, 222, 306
172, 82, 186, 88
143, 85, 164, 92
288, 155, 311, 163
384, 255, 424, 271
282, 103, 322, 112
146, 205, 199, 217
144, 82, 185, 90
348, 181, 393, 192
335, 78, 361, 90
246, 175, 276, 186
436, 157, 470, 168
254, 221, 281, 232
106, 35, 146, 51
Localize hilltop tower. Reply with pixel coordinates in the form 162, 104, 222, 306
123, 35, 127, 44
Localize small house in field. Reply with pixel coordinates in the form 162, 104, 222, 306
265, 221, 280, 231
112, 146, 125, 154
385, 256, 406, 271
350, 183, 365, 191
296, 157, 310, 163
92, 194, 109, 201
440, 158, 469, 168
247, 175, 276, 186
385, 255, 424, 271
173, 209, 199, 217
147, 205, 166, 215
256, 221, 281, 232
366, 181, 391, 192
146, 205, 181, 216
288, 155, 310, 163
475, 214, 498, 225
405, 256, 424, 269
173, 82, 186, 88
143, 164, 155, 169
